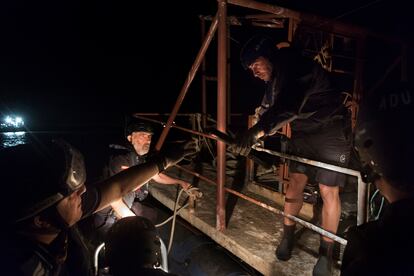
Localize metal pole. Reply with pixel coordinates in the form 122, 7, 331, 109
252, 146, 367, 225
175, 165, 348, 245
154, 15, 219, 151
139, 113, 368, 225
217, 0, 228, 231
133, 115, 219, 141
357, 177, 367, 225
253, 146, 361, 178
94, 243, 105, 276
227, 0, 403, 43
159, 238, 169, 272
200, 16, 208, 129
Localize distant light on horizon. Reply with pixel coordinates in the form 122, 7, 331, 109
1, 115, 25, 129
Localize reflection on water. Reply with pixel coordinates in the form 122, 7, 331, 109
1, 131, 27, 149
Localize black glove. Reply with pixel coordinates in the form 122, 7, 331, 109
233, 125, 263, 156
156, 139, 199, 171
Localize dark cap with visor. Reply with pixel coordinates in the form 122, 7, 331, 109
240, 34, 277, 70
125, 119, 154, 138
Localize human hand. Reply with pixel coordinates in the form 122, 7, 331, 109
180, 182, 192, 190
232, 125, 264, 156
254, 106, 265, 119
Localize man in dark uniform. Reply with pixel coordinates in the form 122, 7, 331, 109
341, 82, 414, 275
0, 138, 197, 275
235, 35, 352, 276
93, 120, 191, 241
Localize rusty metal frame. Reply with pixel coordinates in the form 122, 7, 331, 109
153, 0, 408, 231
137, 112, 363, 232
251, 146, 367, 225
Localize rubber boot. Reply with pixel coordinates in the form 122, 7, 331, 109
276, 224, 295, 261
312, 239, 334, 276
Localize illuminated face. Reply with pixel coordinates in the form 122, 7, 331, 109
128, 131, 153, 156
248, 56, 273, 82
56, 185, 86, 227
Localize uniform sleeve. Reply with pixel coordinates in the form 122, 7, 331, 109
108, 154, 130, 176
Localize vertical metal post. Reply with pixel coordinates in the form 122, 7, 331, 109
246, 115, 255, 182
201, 16, 208, 129
354, 37, 367, 225
357, 175, 367, 225
216, 0, 228, 231
272, 18, 297, 193
287, 18, 295, 43
352, 37, 364, 129
227, 23, 231, 125
155, 15, 218, 151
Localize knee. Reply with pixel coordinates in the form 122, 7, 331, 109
290, 173, 307, 186
286, 173, 307, 195
319, 185, 340, 203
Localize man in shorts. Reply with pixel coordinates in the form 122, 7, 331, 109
235, 35, 352, 276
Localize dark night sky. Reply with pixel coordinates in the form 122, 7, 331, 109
0, 1, 217, 129
0, 0, 410, 130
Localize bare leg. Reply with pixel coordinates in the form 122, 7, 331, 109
276, 172, 308, 261
284, 172, 308, 225
318, 184, 341, 242
313, 184, 339, 275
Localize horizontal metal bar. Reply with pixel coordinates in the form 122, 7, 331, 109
253, 145, 367, 225
252, 145, 360, 177
175, 164, 348, 245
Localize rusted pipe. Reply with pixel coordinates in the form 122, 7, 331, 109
252, 146, 367, 225
200, 16, 208, 129
228, 0, 403, 43
175, 165, 348, 245
133, 114, 219, 141
154, 14, 219, 152
216, 0, 228, 231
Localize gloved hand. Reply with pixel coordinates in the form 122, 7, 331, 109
233, 125, 264, 156
159, 139, 199, 171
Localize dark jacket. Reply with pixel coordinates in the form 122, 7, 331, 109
103, 144, 149, 205
256, 47, 346, 135
341, 197, 414, 275
93, 144, 149, 237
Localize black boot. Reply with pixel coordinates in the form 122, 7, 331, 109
276, 224, 295, 261
312, 239, 334, 276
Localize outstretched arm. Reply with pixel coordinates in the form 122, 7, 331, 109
96, 161, 160, 212
94, 140, 198, 213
